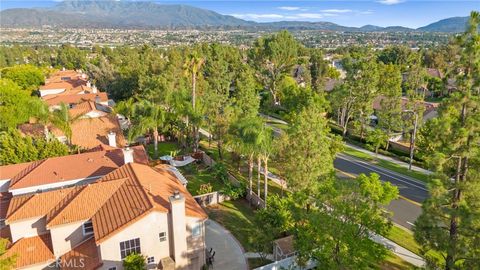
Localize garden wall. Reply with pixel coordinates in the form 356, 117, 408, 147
194, 191, 230, 207
246, 189, 265, 209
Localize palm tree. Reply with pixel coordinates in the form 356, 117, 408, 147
184, 52, 205, 152
50, 103, 83, 145
137, 100, 165, 158
258, 125, 275, 208
228, 117, 264, 196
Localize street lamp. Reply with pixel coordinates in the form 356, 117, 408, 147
403, 110, 418, 171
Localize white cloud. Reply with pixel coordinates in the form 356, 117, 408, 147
278, 6, 301, 11
230, 13, 285, 20
295, 13, 324, 19
320, 9, 352, 13
377, 0, 404, 5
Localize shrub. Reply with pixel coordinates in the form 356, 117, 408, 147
211, 162, 229, 184
123, 253, 146, 270
221, 182, 246, 200
197, 183, 213, 195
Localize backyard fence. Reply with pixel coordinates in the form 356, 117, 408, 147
246, 189, 265, 209
194, 191, 230, 207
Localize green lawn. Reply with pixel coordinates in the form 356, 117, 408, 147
379, 252, 417, 270
387, 225, 444, 263
146, 142, 182, 159
206, 199, 258, 252
343, 146, 430, 183
179, 163, 226, 196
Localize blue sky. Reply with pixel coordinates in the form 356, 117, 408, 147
1, 0, 478, 28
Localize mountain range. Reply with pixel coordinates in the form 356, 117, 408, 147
0, 0, 471, 33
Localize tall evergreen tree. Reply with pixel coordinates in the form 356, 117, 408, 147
414, 12, 480, 270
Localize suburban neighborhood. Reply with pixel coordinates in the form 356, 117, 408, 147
0, 1, 479, 270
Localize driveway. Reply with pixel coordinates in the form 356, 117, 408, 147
205, 220, 248, 270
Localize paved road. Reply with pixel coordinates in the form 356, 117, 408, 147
335, 153, 426, 229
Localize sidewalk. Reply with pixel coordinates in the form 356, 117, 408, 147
345, 142, 433, 175
371, 233, 425, 267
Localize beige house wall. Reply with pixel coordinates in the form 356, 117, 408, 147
98, 211, 170, 270
49, 220, 87, 257
9, 217, 46, 242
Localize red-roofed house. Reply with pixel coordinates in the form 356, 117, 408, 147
0, 161, 207, 270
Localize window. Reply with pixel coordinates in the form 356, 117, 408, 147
159, 232, 167, 242
108, 267, 117, 270
119, 238, 141, 259
147, 257, 155, 264
82, 220, 94, 236
192, 223, 201, 237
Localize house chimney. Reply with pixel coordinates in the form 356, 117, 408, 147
122, 147, 134, 164
169, 190, 188, 268
108, 131, 117, 147
92, 85, 97, 94
86, 81, 91, 88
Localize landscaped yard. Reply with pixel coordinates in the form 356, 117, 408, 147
343, 146, 430, 183
179, 163, 226, 196
206, 199, 259, 252
146, 141, 183, 159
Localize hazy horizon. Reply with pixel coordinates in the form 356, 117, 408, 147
1, 0, 478, 28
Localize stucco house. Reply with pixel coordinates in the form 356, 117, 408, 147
0, 147, 207, 270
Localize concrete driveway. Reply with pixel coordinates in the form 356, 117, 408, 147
205, 220, 248, 270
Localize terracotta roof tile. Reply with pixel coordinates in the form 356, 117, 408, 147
0, 192, 12, 219
46, 179, 126, 227
2, 233, 54, 269
6, 187, 79, 223
0, 162, 35, 180
59, 237, 101, 270
44, 93, 108, 106
93, 163, 207, 243
51, 115, 126, 149
4, 146, 148, 191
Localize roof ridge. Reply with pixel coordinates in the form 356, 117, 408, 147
5, 194, 35, 220
46, 178, 127, 227
45, 186, 87, 226
9, 159, 47, 188
127, 163, 156, 209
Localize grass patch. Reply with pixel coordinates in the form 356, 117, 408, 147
146, 142, 182, 159
387, 225, 421, 255
248, 258, 273, 269
206, 199, 258, 252
387, 225, 444, 264
343, 146, 429, 183
379, 252, 417, 270
179, 163, 225, 196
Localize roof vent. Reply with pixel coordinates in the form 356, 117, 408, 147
87, 158, 94, 162
173, 190, 180, 199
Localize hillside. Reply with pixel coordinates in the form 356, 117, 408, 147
0, 0, 472, 32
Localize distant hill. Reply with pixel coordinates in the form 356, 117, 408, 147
0, 0, 472, 32
417, 16, 470, 33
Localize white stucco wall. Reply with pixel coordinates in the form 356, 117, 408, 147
98, 211, 170, 270
49, 220, 87, 257
39, 88, 65, 97
9, 217, 47, 242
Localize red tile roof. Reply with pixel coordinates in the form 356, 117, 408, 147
51, 115, 126, 149
6, 187, 80, 223
46, 179, 126, 227
44, 93, 108, 106
1, 233, 55, 269
93, 163, 207, 243
1, 146, 148, 191
59, 237, 102, 270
